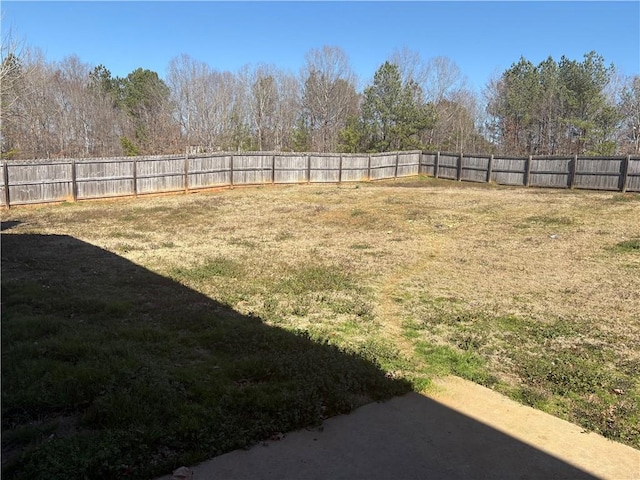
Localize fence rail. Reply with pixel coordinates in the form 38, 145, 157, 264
1, 151, 638, 207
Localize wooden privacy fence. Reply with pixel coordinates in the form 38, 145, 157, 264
1, 151, 638, 207
420, 152, 640, 192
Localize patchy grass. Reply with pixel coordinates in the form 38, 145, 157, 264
522, 215, 573, 226
2, 178, 639, 478
350, 243, 373, 250
608, 193, 640, 203
612, 239, 640, 253
1, 235, 410, 480
171, 256, 245, 282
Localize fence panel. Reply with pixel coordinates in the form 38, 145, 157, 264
187, 155, 231, 189
310, 155, 340, 183
461, 155, 490, 183
233, 154, 272, 185
4, 151, 640, 207
370, 154, 397, 180
421, 153, 436, 176
275, 155, 307, 183
528, 157, 571, 188
7, 162, 73, 205
397, 152, 420, 177
0, 164, 6, 206
491, 157, 526, 185
76, 159, 135, 199
137, 157, 185, 194
437, 154, 459, 180
574, 157, 624, 191
341, 155, 370, 182
626, 158, 640, 192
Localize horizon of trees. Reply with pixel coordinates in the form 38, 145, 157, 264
1, 39, 638, 160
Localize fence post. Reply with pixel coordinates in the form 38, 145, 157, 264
367, 154, 372, 181
569, 154, 578, 189
621, 155, 631, 193
457, 152, 463, 181
487, 154, 494, 183
394, 152, 399, 179
418, 151, 423, 175
3, 162, 10, 209
71, 160, 78, 202
272, 154, 276, 184
184, 150, 189, 194
307, 154, 311, 183
435, 151, 440, 178
230, 154, 234, 188
338, 154, 343, 183
525, 155, 532, 187
133, 159, 138, 197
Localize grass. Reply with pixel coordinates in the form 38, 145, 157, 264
170, 256, 245, 282
2, 177, 639, 477
1, 235, 410, 479
613, 239, 640, 253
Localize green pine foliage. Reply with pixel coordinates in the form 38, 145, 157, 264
486, 51, 621, 155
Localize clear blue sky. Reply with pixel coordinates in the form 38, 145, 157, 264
2, 1, 639, 92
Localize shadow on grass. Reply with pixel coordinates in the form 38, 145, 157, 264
1, 233, 411, 479
1, 233, 597, 480
1, 221, 21, 231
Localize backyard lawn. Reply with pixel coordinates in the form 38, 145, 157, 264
2, 176, 639, 478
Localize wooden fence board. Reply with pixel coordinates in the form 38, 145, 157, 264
233, 155, 272, 185
370, 154, 397, 180
137, 158, 185, 194
187, 155, 231, 189
461, 155, 490, 183
437, 154, 459, 180
579, 157, 625, 174
627, 157, 640, 175
274, 155, 307, 183
7, 162, 73, 204
626, 177, 640, 192
491, 157, 526, 185
573, 157, 625, 191
528, 157, 572, 188
1, 163, 7, 206
625, 158, 640, 192
396, 152, 420, 177
340, 155, 369, 182
80, 179, 135, 198
529, 172, 570, 188
310, 155, 341, 183
76, 160, 136, 198
3, 151, 640, 207
421, 153, 436, 176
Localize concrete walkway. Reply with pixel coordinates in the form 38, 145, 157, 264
158, 376, 640, 480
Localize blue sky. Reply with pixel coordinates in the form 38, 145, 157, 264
2, 1, 639, 92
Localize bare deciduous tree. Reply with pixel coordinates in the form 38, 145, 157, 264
301, 46, 359, 152
239, 64, 278, 151
617, 74, 640, 154
388, 46, 429, 87
272, 70, 300, 151
168, 55, 244, 151
423, 56, 466, 104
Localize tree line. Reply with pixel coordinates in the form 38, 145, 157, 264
485, 52, 638, 155
1, 40, 638, 160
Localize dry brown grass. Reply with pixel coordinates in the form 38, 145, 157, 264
6, 179, 639, 348
3, 176, 639, 447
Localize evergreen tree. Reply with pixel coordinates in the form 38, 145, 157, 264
487, 51, 617, 155
361, 62, 434, 152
